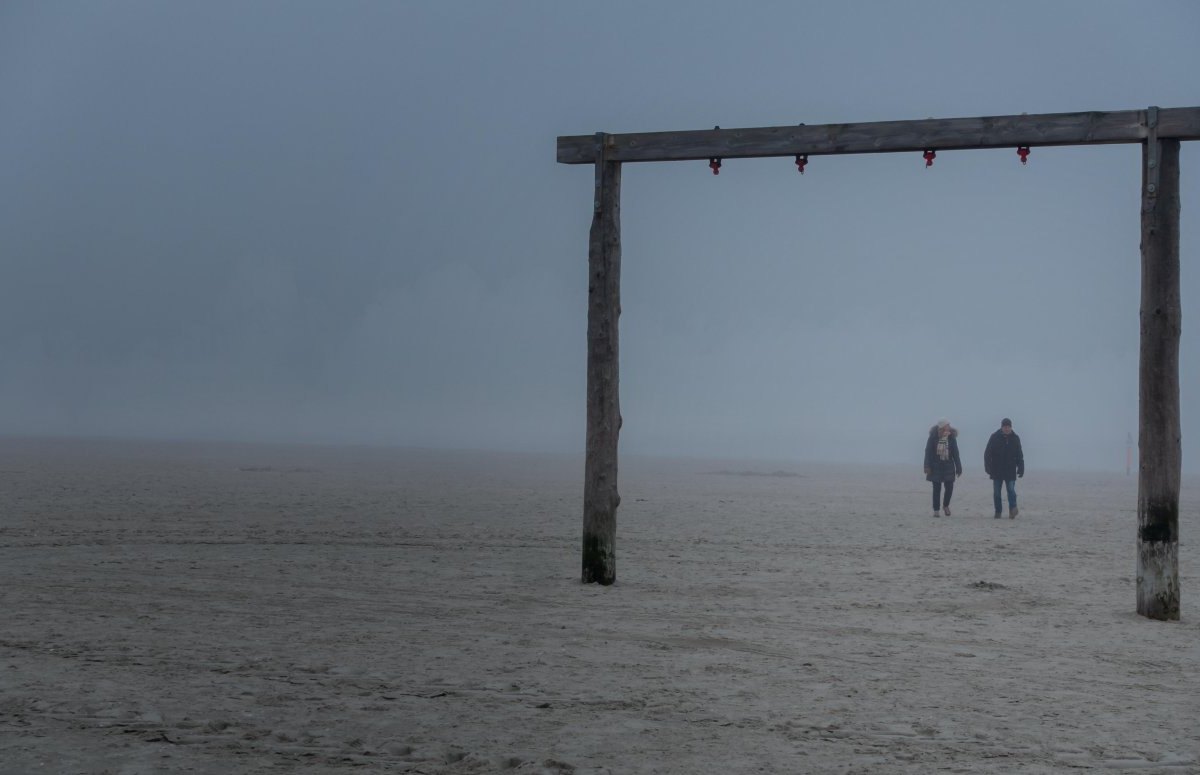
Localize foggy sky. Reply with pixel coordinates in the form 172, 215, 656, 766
2, 1, 1199, 472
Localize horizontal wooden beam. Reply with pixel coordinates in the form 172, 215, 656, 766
557, 107, 1200, 164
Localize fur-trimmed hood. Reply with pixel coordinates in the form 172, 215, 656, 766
928, 425, 959, 438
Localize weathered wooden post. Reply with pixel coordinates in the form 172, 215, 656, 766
583, 133, 621, 585
1137, 108, 1181, 620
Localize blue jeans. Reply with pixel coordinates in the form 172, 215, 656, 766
993, 479, 1017, 513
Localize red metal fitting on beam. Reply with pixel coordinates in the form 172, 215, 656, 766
923, 149, 936, 168
795, 154, 808, 174
1017, 146, 1030, 165
709, 125, 722, 175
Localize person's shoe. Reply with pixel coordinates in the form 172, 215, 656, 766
933, 510, 941, 518
1010, 507, 1018, 519
943, 506, 951, 517
994, 511, 1002, 519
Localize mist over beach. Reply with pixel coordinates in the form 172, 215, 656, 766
1, 2, 1199, 474
2, 0, 1199, 772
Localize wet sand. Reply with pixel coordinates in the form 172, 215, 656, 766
0, 438, 1196, 774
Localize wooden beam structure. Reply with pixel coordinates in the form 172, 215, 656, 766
559, 107, 1200, 164
561, 107, 1192, 620
582, 135, 621, 585
1138, 133, 1181, 620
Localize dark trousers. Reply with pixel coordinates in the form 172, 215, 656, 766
932, 480, 954, 510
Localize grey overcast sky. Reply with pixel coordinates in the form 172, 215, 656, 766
2, 1, 1198, 471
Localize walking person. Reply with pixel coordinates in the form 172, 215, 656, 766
924, 419, 962, 517
984, 417, 1024, 518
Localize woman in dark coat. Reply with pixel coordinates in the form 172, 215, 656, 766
924, 418, 962, 517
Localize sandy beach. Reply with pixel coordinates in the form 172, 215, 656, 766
0, 437, 1196, 774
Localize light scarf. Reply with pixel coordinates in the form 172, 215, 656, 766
937, 434, 950, 461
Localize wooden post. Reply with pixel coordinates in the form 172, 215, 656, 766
1137, 125, 1181, 621
582, 133, 621, 585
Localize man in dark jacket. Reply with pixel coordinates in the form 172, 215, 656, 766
984, 418, 1024, 519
